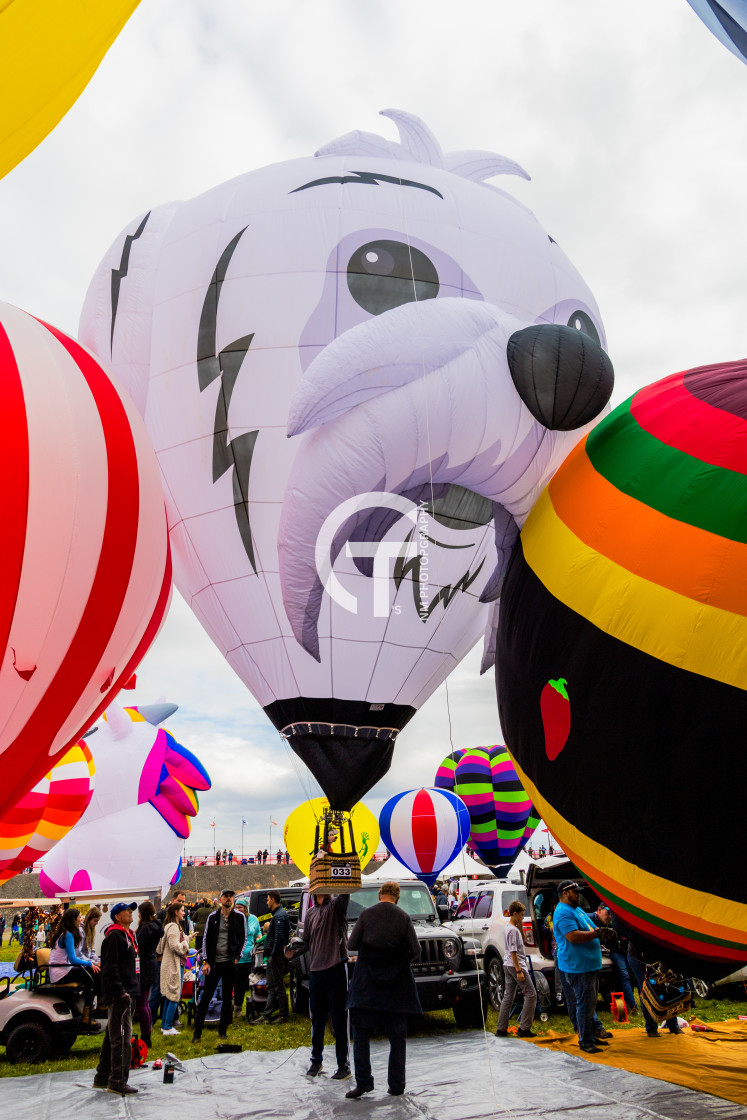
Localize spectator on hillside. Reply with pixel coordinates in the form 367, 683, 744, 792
256, 849, 262, 864
228, 849, 234, 865
284, 849, 290, 864
262, 849, 268, 864
9, 913, 21, 945
276, 849, 283, 864
222, 849, 228, 863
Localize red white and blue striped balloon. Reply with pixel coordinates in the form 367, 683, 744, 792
379, 787, 471, 888
0, 302, 171, 821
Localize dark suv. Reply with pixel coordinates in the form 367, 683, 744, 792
289, 880, 486, 1029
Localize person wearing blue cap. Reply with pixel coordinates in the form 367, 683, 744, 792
92, 902, 140, 1096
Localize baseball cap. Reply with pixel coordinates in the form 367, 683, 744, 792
111, 902, 138, 919
220, 888, 235, 898
557, 880, 581, 895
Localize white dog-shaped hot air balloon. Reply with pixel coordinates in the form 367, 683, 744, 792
79, 110, 613, 810
39, 703, 210, 894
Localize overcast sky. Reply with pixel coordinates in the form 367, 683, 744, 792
1, 0, 745, 857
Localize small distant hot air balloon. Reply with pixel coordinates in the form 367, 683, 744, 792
0, 740, 95, 885
0, 303, 170, 822
283, 797, 379, 876
80, 109, 612, 812
40, 703, 210, 894
435, 745, 538, 875
379, 787, 470, 888
498, 358, 747, 977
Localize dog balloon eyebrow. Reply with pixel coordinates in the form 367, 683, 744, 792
290, 171, 443, 198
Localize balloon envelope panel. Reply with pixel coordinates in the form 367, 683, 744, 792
497, 359, 747, 974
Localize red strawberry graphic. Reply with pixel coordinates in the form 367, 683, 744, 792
540, 678, 571, 760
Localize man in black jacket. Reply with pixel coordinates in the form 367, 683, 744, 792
93, 901, 140, 1097
257, 891, 289, 1023
345, 881, 421, 1100
192, 889, 246, 1042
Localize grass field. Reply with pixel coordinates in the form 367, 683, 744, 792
2, 942, 746, 1080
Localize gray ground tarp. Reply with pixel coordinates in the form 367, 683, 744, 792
2, 1034, 744, 1118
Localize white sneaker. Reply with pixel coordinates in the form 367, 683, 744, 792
162, 1027, 181, 1035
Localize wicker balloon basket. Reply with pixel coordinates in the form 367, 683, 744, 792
308, 813, 362, 894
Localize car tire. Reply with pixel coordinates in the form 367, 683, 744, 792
486, 955, 505, 1012
453, 992, 485, 1030
289, 966, 309, 1016
7, 1021, 51, 1064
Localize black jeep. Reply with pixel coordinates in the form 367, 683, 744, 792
290, 880, 486, 1029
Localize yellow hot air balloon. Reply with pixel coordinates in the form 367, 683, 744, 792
284, 798, 379, 876
0, 0, 140, 179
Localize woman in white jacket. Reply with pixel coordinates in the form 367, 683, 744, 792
159, 901, 191, 1035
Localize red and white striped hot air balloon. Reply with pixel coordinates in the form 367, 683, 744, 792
0, 302, 171, 820
379, 787, 471, 888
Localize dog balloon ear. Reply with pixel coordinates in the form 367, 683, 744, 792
507, 323, 614, 431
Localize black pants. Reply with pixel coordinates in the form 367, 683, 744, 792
234, 961, 251, 1012
56, 966, 96, 1009
194, 961, 236, 1035
351, 1009, 407, 1094
310, 962, 349, 1069
264, 957, 288, 1018
95, 996, 132, 1090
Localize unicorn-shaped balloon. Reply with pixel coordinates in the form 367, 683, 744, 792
40, 702, 210, 894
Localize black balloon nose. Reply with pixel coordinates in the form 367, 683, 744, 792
507, 323, 614, 430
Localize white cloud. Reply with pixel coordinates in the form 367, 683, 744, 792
1, 0, 745, 854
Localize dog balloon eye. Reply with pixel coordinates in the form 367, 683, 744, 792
566, 309, 600, 346
347, 240, 439, 315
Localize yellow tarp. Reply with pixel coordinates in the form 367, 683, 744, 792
531, 1020, 747, 1107
0, 0, 140, 179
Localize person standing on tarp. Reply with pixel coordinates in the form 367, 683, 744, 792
191, 888, 246, 1043
93, 902, 140, 1097
286, 892, 351, 1079
345, 881, 421, 1100
495, 900, 537, 1038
